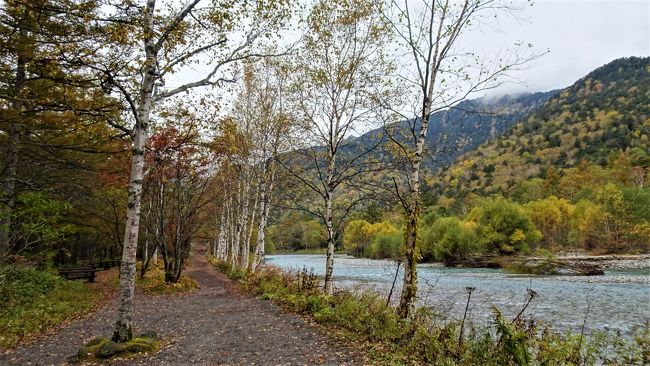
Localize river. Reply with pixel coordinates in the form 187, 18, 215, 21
266, 254, 650, 335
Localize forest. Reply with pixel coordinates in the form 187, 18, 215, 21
0, 0, 648, 364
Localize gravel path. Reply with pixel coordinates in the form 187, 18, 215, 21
0, 250, 362, 365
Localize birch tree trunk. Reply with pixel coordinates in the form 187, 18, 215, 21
238, 171, 252, 270
252, 165, 275, 272
151, 246, 158, 263
323, 151, 337, 294
229, 192, 238, 268
218, 203, 225, 261
397, 116, 428, 318
243, 187, 258, 271
112, 0, 157, 343
395, 0, 449, 318
398, 76, 436, 319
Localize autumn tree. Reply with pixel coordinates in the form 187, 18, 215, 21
0, 0, 123, 262
209, 59, 293, 274
380, 0, 539, 317
240, 60, 293, 272
279, 0, 392, 294
142, 121, 212, 283
523, 196, 574, 250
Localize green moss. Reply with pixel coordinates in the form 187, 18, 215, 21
75, 334, 159, 362
85, 337, 105, 346
96, 341, 125, 358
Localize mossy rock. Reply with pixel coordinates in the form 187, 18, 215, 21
74, 333, 159, 361
85, 337, 106, 347
123, 337, 157, 353
76, 337, 110, 360
96, 341, 126, 358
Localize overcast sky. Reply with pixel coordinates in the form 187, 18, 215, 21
472, 0, 649, 96
166, 0, 649, 101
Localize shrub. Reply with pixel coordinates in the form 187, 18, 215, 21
368, 230, 402, 259
137, 267, 198, 296
342, 220, 402, 259
421, 217, 479, 264
468, 196, 541, 255
342, 219, 373, 256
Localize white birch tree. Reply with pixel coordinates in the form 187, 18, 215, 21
279, 0, 392, 294
380, 0, 540, 318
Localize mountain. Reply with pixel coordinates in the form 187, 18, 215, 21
429, 56, 650, 199
349, 91, 556, 171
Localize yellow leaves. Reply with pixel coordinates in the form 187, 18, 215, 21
438, 196, 455, 209
462, 220, 478, 232
510, 229, 526, 243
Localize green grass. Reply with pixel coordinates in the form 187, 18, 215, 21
137, 265, 198, 296
0, 265, 102, 350
221, 263, 649, 366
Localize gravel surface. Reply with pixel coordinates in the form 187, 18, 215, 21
0, 250, 362, 366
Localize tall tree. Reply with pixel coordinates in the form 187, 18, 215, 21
143, 122, 212, 283
279, 0, 391, 294
0, 0, 122, 262
381, 0, 539, 317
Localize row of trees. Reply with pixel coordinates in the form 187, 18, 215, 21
1, 0, 543, 343
211, 60, 290, 274
0, 0, 294, 342
340, 166, 649, 264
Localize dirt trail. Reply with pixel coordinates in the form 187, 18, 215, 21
0, 249, 361, 365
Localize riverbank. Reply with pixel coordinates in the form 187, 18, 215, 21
266, 254, 649, 335
222, 263, 649, 365
552, 254, 650, 270
455, 254, 650, 271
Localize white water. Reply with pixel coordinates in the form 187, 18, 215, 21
266, 254, 650, 335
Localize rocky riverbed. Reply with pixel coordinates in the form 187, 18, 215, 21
556, 254, 650, 270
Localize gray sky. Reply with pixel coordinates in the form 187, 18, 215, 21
471, 0, 649, 95
166, 0, 650, 102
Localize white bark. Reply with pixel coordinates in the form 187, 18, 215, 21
216, 209, 227, 260
243, 184, 258, 271
323, 147, 337, 294
252, 164, 276, 272
112, 0, 156, 339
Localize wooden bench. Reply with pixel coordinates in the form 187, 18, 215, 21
94, 259, 121, 270
58, 266, 97, 282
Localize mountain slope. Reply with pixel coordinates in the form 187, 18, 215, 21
348, 91, 556, 171
430, 56, 650, 198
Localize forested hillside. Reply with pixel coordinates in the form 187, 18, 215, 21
417, 57, 650, 256
432, 57, 649, 198
319, 58, 650, 264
